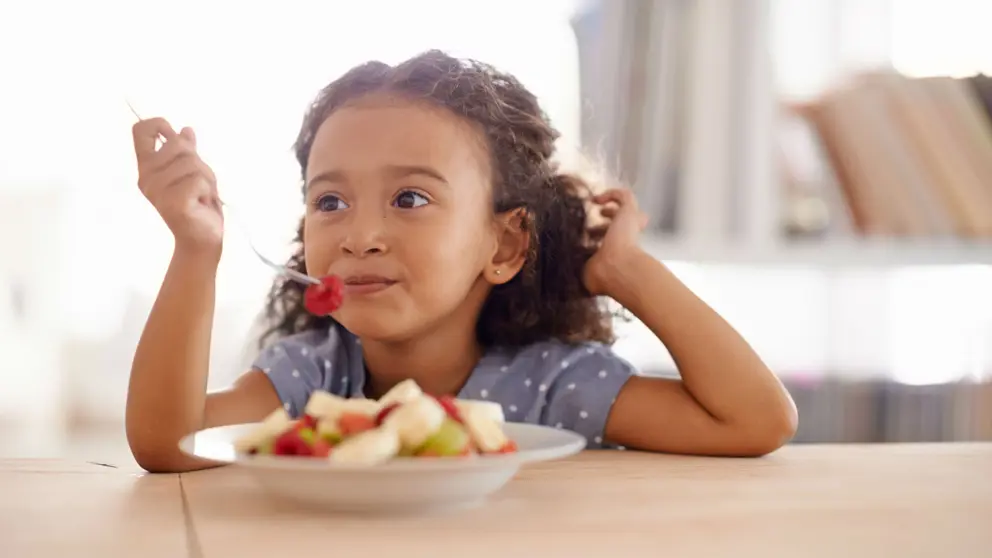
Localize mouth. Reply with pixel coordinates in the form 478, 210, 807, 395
341, 275, 398, 296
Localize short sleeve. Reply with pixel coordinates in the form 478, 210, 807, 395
541, 345, 636, 448
252, 332, 328, 418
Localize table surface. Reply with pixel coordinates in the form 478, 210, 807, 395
3, 443, 991, 558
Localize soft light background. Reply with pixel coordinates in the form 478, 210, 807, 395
0, 0, 990, 455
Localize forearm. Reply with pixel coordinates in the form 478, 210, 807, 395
607, 250, 797, 432
126, 248, 219, 470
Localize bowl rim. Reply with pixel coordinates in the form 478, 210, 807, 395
178, 421, 587, 473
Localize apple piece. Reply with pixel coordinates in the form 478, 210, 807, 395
459, 404, 510, 453
300, 414, 319, 430
304, 391, 348, 420
433, 395, 463, 423
377, 379, 423, 408
316, 417, 343, 444
234, 407, 293, 453
340, 398, 381, 417
375, 402, 401, 426
382, 395, 446, 450
248, 439, 275, 455
307, 393, 380, 426
415, 419, 473, 457
257, 439, 276, 454
329, 428, 400, 466
338, 412, 377, 436
297, 427, 316, 446
454, 399, 505, 424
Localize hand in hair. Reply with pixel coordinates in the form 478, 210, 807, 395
582, 188, 650, 296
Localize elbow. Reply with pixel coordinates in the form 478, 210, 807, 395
126, 424, 198, 474
127, 439, 187, 474
738, 403, 799, 457
131, 449, 189, 474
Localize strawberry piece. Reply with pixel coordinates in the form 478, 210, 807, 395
375, 402, 401, 426
272, 429, 313, 456
304, 275, 344, 316
310, 439, 332, 458
338, 412, 377, 436
496, 440, 519, 454
301, 414, 319, 429
432, 394, 463, 424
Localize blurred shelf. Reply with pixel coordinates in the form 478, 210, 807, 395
641, 235, 992, 267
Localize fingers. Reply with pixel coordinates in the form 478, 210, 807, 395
180, 126, 196, 147
591, 187, 637, 207
586, 187, 649, 240
132, 117, 178, 160
136, 127, 216, 202
587, 223, 610, 239
142, 133, 195, 173
592, 187, 648, 225
599, 205, 619, 219
154, 155, 206, 192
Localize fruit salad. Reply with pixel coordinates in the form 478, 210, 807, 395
233, 379, 519, 465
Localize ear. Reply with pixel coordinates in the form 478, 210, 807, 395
485, 207, 530, 285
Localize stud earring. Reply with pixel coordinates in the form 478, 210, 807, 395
494, 269, 502, 276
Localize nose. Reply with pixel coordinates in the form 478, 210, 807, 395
340, 206, 388, 257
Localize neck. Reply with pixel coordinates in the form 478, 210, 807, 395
361, 321, 483, 399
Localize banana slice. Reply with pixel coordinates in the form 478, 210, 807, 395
234, 407, 293, 453
329, 428, 400, 465
305, 391, 380, 421
303, 391, 347, 419
454, 399, 505, 423
377, 379, 423, 408
460, 405, 510, 453
382, 395, 446, 449
340, 398, 381, 417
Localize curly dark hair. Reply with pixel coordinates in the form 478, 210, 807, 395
261, 50, 616, 348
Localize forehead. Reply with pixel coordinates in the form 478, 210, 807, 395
306, 95, 490, 184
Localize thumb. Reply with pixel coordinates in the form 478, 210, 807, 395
180, 127, 196, 148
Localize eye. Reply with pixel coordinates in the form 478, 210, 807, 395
314, 193, 349, 212
392, 190, 430, 209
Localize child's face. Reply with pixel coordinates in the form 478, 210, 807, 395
302, 95, 501, 341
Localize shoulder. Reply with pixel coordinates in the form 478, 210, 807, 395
474, 340, 636, 448
257, 324, 364, 365
499, 339, 637, 380
251, 324, 362, 416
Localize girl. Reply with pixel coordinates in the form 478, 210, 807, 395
125, 51, 797, 473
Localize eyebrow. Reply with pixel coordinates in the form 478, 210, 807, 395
306, 164, 449, 190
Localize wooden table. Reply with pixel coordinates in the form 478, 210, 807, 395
4, 444, 991, 557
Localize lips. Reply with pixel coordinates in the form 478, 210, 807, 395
344, 275, 396, 286
341, 274, 397, 296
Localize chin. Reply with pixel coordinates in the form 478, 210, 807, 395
335, 310, 417, 343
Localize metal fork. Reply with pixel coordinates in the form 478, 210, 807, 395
126, 100, 320, 287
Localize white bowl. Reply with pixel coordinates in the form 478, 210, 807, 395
178, 422, 585, 514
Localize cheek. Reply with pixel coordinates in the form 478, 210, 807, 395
302, 216, 332, 273
405, 212, 491, 283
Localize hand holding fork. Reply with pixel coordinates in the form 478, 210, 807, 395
128, 102, 319, 286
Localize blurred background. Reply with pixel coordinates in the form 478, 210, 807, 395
1, 0, 990, 465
